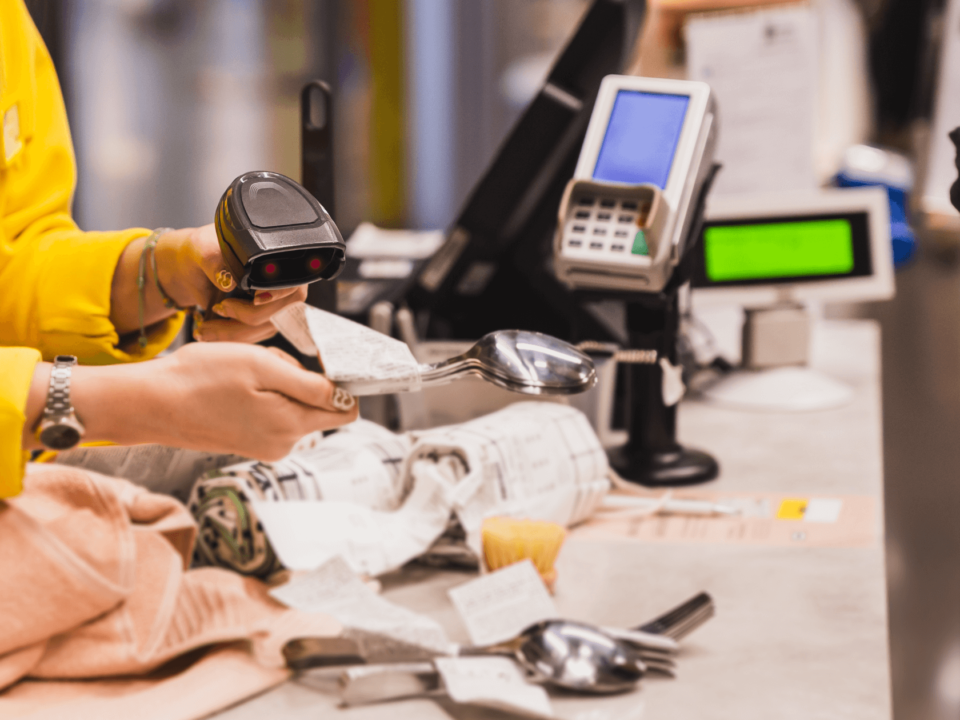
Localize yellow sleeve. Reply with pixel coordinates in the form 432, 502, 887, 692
0, 0, 183, 365
0, 347, 40, 498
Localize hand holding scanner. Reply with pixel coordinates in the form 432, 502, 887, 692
215, 171, 345, 295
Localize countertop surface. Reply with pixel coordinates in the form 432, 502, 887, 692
215, 318, 890, 720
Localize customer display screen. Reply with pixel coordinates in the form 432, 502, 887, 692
694, 213, 872, 286
592, 91, 690, 188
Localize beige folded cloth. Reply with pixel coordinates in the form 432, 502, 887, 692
0, 464, 340, 719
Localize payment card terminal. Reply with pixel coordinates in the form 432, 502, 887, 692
554, 76, 717, 293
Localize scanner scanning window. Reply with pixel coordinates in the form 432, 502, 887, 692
592, 91, 689, 188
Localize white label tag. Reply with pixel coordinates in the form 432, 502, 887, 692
3, 104, 22, 163
435, 657, 554, 719
272, 303, 422, 396
448, 560, 558, 647
269, 556, 454, 658
803, 498, 843, 523
660, 357, 686, 406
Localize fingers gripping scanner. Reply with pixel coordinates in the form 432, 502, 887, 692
554, 76, 717, 293
215, 171, 346, 295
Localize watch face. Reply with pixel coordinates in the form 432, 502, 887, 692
40, 423, 81, 450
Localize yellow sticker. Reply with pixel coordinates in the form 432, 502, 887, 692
776, 498, 808, 520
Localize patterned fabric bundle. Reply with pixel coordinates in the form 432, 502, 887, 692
189, 422, 411, 578
188, 403, 610, 579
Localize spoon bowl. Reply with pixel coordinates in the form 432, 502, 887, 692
420, 330, 597, 396
510, 619, 645, 693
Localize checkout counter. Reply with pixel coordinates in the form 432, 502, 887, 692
213, 315, 891, 720
108, 2, 895, 716
214, 38, 893, 720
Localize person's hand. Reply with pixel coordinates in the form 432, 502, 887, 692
33, 344, 359, 460
154, 225, 308, 343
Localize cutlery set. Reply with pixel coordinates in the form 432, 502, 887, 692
283, 591, 715, 705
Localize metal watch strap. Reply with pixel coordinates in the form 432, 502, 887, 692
36, 355, 85, 451
44, 355, 77, 420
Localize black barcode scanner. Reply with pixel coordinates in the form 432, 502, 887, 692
214, 170, 346, 295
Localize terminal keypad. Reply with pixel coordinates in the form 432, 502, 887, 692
563, 196, 652, 257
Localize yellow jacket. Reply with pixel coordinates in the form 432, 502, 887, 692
0, 0, 182, 498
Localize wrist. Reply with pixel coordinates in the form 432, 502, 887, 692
22, 362, 52, 451
155, 228, 208, 309
70, 362, 168, 446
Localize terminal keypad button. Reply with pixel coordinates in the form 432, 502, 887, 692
562, 195, 651, 259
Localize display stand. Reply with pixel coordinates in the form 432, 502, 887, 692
605, 164, 721, 487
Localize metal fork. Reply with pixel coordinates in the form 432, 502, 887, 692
604, 591, 715, 675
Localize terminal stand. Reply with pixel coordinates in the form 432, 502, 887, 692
602, 163, 721, 487
607, 293, 719, 486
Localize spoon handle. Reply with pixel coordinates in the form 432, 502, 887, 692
340, 663, 441, 706
419, 357, 485, 385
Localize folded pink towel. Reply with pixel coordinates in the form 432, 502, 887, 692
0, 464, 340, 716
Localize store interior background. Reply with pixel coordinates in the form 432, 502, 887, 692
23, 0, 960, 717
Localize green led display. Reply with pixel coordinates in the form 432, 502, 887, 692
703, 219, 854, 282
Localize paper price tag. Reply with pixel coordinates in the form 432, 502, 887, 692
271, 303, 422, 395
435, 657, 553, 719
448, 560, 558, 647
269, 556, 454, 659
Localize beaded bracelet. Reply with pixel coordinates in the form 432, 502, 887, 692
137, 228, 186, 349
146, 228, 190, 310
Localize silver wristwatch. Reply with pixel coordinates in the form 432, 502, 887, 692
35, 355, 85, 450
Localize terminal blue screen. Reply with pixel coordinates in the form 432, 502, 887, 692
592, 90, 689, 188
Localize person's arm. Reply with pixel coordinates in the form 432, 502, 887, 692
17, 342, 357, 463
0, 1, 304, 362
0, 349, 44, 498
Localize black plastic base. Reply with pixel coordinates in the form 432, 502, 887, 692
608, 444, 719, 487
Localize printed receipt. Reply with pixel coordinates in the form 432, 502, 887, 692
251, 458, 455, 577
413, 402, 612, 558
448, 560, 558, 647
270, 556, 454, 660
271, 303, 422, 396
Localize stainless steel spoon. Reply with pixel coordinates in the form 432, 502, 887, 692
464, 619, 645, 693
339, 621, 644, 705
418, 330, 597, 396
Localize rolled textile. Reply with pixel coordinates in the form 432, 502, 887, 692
189, 403, 610, 578
189, 420, 411, 577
